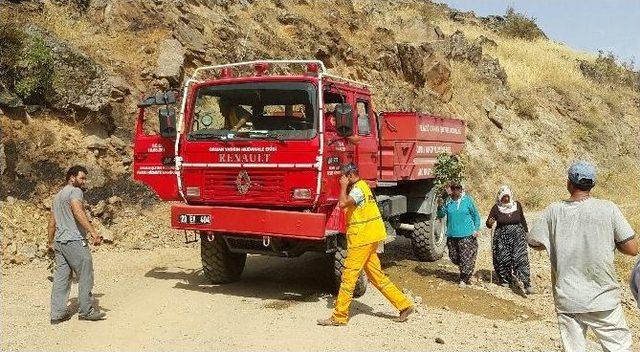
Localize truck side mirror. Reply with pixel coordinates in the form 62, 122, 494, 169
138, 91, 177, 107
159, 107, 177, 138
155, 91, 176, 105
334, 103, 354, 137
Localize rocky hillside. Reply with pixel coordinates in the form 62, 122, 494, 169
1, 0, 639, 265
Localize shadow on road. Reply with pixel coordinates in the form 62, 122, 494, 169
65, 293, 110, 315
144, 247, 415, 320
145, 253, 332, 303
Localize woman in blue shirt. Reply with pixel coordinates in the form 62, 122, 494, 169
437, 182, 482, 287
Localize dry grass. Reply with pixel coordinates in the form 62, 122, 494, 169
446, 61, 563, 211
448, 60, 490, 120
434, 15, 596, 94
494, 38, 593, 93
435, 15, 640, 113
433, 15, 640, 213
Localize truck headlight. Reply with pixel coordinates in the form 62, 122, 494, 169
292, 188, 312, 199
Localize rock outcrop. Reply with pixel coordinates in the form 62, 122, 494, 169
154, 39, 186, 88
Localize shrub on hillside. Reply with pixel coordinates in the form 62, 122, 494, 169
579, 51, 640, 91
513, 93, 538, 120
14, 33, 54, 102
0, 19, 55, 104
499, 8, 546, 41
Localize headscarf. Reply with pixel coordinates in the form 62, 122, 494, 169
496, 185, 517, 214
449, 182, 466, 210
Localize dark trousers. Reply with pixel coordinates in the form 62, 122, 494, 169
492, 224, 531, 286
447, 236, 478, 283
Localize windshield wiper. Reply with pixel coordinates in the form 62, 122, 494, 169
247, 132, 286, 144
233, 130, 286, 143
189, 132, 231, 142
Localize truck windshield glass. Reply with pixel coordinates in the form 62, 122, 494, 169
189, 82, 317, 140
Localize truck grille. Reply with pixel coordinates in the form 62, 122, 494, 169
202, 170, 286, 202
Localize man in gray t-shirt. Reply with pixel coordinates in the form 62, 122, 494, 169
529, 161, 638, 352
47, 165, 106, 324
52, 184, 87, 242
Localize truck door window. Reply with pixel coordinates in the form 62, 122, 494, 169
323, 91, 346, 132
356, 101, 371, 136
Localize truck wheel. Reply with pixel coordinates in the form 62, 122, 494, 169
201, 234, 246, 284
331, 236, 367, 298
411, 216, 446, 262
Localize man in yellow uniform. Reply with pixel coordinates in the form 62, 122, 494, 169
318, 163, 414, 326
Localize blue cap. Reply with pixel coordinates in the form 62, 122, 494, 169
568, 160, 596, 186
341, 163, 358, 174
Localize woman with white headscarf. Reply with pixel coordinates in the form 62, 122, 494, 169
486, 185, 534, 294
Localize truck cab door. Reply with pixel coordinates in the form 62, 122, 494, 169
133, 107, 182, 201
354, 98, 378, 181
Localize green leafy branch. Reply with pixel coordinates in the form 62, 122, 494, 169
433, 152, 465, 199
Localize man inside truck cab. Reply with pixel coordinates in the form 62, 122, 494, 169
219, 98, 252, 131
324, 107, 361, 144
325, 109, 337, 133
318, 163, 414, 326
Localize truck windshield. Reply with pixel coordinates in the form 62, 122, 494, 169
188, 82, 317, 140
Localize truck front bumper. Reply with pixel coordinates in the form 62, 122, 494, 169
171, 204, 327, 240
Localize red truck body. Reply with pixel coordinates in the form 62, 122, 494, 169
133, 60, 465, 289
379, 112, 465, 181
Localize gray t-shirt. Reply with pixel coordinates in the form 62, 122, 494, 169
53, 185, 86, 242
530, 198, 635, 313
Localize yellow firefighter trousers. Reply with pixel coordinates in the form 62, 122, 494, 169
332, 242, 412, 323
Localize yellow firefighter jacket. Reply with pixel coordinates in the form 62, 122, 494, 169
345, 179, 387, 248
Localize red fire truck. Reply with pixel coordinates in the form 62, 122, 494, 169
134, 60, 465, 296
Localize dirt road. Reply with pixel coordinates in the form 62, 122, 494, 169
2, 236, 636, 351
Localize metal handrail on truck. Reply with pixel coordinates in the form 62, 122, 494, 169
189, 60, 371, 88
191, 59, 328, 80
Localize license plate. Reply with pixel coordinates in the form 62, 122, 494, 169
178, 214, 211, 225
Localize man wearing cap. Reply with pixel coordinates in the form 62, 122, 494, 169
318, 163, 414, 326
528, 160, 638, 351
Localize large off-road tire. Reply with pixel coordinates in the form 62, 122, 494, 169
331, 236, 368, 298
410, 215, 447, 262
201, 234, 246, 284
